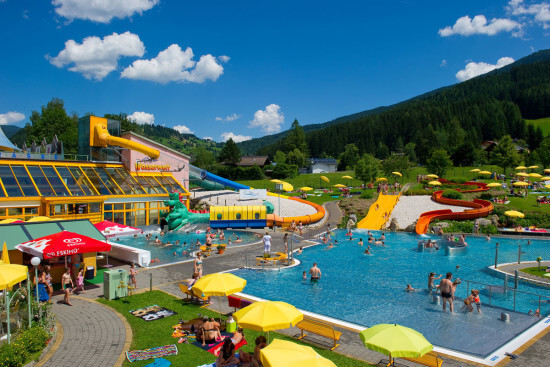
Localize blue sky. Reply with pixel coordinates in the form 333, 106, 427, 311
0, 1, 549, 142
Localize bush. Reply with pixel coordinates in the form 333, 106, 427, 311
0, 341, 29, 367
404, 188, 432, 195
478, 192, 493, 200
448, 177, 469, 184
441, 189, 463, 200
0, 326, 49, 367
271, 163, 298, 179
17, 326, 49, 354
360, 191, 373, 199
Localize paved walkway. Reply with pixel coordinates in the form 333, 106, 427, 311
40, 297, 127, 367
36, 200, 550, 367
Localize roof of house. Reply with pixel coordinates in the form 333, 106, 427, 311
310, 158, 337, 165
237, 156, 271, 166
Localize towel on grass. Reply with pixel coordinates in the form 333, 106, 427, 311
191, 334, 247, 356
126, 344, 178, 362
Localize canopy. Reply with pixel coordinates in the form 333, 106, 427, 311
0, 263, 28, 290
529, 173, 542, 178
0, 219, 24, 224
26, 216, 51, 222
425, 174, 438, 178
516, 166, 527, 170
541, 176, 550, 181
94, 220, 142, 239
260, 339, 336, 367
320, 176, 330, 183
281, 182, 294, 192
191, 273, 246, 297
505, 210, 525, 218
341, 175, 353, 179
428, 181, 441, 186
516, 172, 529, 177
376, 177, 387, 182
270, 179, 283, 183
486, 182, 502, 188
529, 165, 539, 169
300, 187, 313, 191
2, 242, 10, 264
545, 169, 550, 173
513, 181, 529, 187
233, 301, 303, 332
478, 171, 491, 175
16, 230, 111, 259
470, 169, 480, 172
391, 172, 402, 177
546, 184, 550, 189
359, 324, 432, 359
333, 184, 346, 188
0, 126, 21, 152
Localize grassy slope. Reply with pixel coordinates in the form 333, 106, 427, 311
520, 267, 549, 277
526, 117, 550, 136
99, 290, 373, 367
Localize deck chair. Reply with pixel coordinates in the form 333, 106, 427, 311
178, 284, 210, 308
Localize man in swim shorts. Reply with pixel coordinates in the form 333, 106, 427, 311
309, 263, 321, 283
439, 272, 454, 313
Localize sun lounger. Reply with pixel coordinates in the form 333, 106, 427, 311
401, 352, 443, 367
296, 317, 341, 350
178, 284, 210, 308
227, 295, 241, 311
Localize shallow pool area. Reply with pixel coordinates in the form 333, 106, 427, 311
116, 229, 258, 266
231, 230, 550, 358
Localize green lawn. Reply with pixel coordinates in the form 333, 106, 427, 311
520, 266, 549, 277
526, 117, 550, 136
98, 290, 374, 367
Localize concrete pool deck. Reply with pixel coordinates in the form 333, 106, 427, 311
39, 202, 550, 366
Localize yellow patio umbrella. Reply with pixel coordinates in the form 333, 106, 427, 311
359, 324, 433, 365
391, 171, 402, 177
513, 181, 529, 187
233, 301, 303, 341
470, 169, 481, 172
544, 169, 550, 173
546, 184, 550, 189
192, 272, 246, 321
0, 218, 23, 224
320, 176, 330, 183
333, 184, 346, 188
2, 242, 10, 264
341, 175, 353, 179
529, 173, 542, 178
26, 216, 51, 222
528, 165, 539, 169
541, 177, 550, 181
300, 187, 313, 191
428, 181, 441, 186
281, 182, 294, 192
260, 339, 337, 367
516, 166, 527, 170
486, 182, 502, 188
0, 263, 28, 290
516, 172, 529, 177
270, 179, 283, 183
478, 170, 492, 175
505, 210, 525, 218
426, 174, 438, 178
376, 177, 387, 182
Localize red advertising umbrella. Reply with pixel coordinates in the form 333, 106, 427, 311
16, 230, 111, 259
94, 220, 142, 239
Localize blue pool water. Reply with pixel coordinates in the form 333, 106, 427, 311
232, 230, 550, 357
117, 229, 258, 266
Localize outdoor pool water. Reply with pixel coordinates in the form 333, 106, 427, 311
232, 230, 550, 358
116, 229, 258, 266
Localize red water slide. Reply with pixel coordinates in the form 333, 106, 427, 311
415, 180, 494, 234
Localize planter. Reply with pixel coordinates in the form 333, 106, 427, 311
217, 249, 225, 254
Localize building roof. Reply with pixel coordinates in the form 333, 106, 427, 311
121, 130, 191, 160
310, 158, 337, 165
1, 219, 105, 250
0, 126, 21, 152
237, 156, 271, 166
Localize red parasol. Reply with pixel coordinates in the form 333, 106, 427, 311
16, 230, 111, 259
94, 220, 142, 239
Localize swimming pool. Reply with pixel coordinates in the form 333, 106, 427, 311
116, 229, 258, 266
232, 230, 550, 358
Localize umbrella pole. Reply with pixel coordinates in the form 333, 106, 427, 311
6, 290, 10, 344
27, 273, 31, 328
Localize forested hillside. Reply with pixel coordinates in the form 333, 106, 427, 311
253, 49, 550, 164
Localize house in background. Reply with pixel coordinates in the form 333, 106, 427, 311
237, 156, 271, 168
307, 158, 337, 173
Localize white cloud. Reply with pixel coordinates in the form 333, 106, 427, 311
52, 0, 159, 23
48, 31, 145, 80
440, 59, 447, 67
173, 124, 193, 134
216, 113, 241, 122
249, 104, 284, 134
220, 132, 252, 143
456, 57, 515, 82
120, 44, 225, 84
0, 111, 25, 125
439, 15, 520, 36
203, 137, 213, 141
218, 55, 230, 63
128, 111, 155, 125
508, 0, 550, 25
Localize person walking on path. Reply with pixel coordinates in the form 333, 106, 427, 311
62, 267, 74, 306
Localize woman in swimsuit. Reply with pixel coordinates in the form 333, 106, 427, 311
62, 267, 74, 306
283, 233, 288, 254
129, 263, 138, 288
231, 327, 244, 345
202, 318, 222, 346
194, 252, 203, 278
216, 338, 239, 367
44, 265, 53, 301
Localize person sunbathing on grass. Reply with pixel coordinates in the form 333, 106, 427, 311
216, 338, 240, 367
202, 317, 223, 346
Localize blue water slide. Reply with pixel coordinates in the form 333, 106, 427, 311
188, 164, 225, 190
200, 169, 250, 190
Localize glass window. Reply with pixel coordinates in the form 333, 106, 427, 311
55, 167, 84, 196
27, 166, 56, 197
0, 179, 6, 197
125, 211, 135, 227
89, 203, 101, 213
149, 209, 159, 225
144, 176, 168, 194
68, 167, 97, 195
42, 166, 72, 196
104, 168, 134, 194
114, 204, 124, 211
80, 167, 109, 195
133, 175, 157, 194
217, 213, 222, 220
135, 209, 146, 226
8, 207, 22, 217
136, 202, 145, 209
125, 203, 133, 210
164, 175, 185, 192
149, 202, 158, 208
104, 212, 113, 221
255, 213, 260, 219
104, 204, 112, 211
116, 168, 146, 194
236, 213, 242, 220
156, 176, 176, 193
0, 166, 23, 197
11, 166, 39, 196
94, 168, 123, 194
113, 212, 124, 225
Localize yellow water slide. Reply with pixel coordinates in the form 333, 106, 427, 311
356, 193, 400, 230
89, 116, 160, 159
